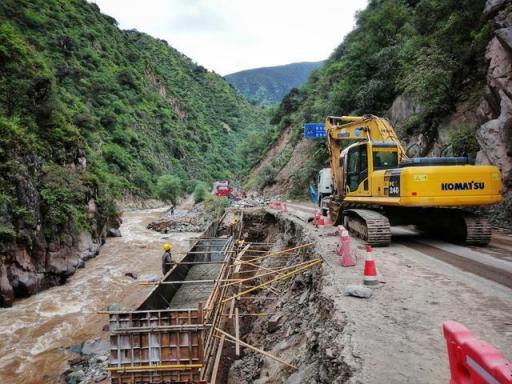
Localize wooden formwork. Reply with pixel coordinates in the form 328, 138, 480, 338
107, 231, 233, 384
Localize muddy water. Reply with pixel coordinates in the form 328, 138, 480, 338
0, 208, 199, 384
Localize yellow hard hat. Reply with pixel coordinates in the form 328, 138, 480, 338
163, 243, 172, 251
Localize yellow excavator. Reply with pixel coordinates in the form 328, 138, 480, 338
324, 115, 502, 246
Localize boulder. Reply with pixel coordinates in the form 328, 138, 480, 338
0, 265, 14, 307
107, 228, 122, 237
484, 0, 508, 18
344, 285, 373, 298
81, 339, 110, 356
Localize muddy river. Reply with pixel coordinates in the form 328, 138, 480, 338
0, 208, 199, 384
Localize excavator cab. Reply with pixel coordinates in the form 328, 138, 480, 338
340, 142, 399, 196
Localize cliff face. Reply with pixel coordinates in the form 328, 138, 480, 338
0, 0, 270, 306
477, 0, 512, 191
389, 0, 512, 191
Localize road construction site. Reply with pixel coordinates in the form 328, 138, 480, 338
0, 199, 511, 384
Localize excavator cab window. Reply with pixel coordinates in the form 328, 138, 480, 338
347, 144, 368, 192
373, 151, 398, 170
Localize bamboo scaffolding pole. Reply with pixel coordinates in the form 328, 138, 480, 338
241, 260, 278, 273
210, 335, 225, 384
237, 252, 300, 265
240, 243, 313, 257
138, 278, 241, 286
222, 259, 322, 304
214, 328, 297, 370
222, 259, 322, 288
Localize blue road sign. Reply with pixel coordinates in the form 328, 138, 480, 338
304, 123, 326, 139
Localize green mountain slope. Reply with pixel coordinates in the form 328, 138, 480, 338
253, 0, 511, 227
225, 61, 324, 106
0, 0, 271, 305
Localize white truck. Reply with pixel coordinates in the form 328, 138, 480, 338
317, 168, 332, 212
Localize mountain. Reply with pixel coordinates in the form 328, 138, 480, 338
250, 0, 512, 228
0, 0, 272, 305
225, 61, 324, 106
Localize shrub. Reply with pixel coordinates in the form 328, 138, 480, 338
155, 174, 181, 205
449, 126, 480, 158
193, 182, 208, 204
203, 195, 230, 218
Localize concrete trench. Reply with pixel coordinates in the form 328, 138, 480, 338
224, 209, 353, 384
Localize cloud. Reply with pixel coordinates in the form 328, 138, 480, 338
91, 0, 368, 75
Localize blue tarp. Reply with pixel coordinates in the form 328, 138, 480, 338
309, 185, 319, 204
304, 123, 326, 139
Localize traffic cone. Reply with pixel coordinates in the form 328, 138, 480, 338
363, 244, 378, 285
337, 228, 356, 267
314, 210, 325, 227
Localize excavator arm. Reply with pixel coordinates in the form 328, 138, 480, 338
326, 115, 407, 156
326, 115, 407, 195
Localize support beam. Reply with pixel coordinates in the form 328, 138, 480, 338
215, 328, 297, 370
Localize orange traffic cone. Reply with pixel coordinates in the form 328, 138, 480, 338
363, 244, 378, 285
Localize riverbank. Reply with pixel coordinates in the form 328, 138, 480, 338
0, 207, 200, 384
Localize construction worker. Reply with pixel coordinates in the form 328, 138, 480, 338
162, 243, 173, 275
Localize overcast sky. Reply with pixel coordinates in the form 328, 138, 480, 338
91, 0, 368, 75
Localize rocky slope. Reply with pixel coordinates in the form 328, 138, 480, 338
252, 0, 512, 226
0, 0, 271, 306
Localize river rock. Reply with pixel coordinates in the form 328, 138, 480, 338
66, 370, 84, 384
81, 339, 109, 356
107, 228, 122, 237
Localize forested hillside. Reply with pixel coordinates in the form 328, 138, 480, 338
225, 61, 324, 106
0, 0, 271, 305
252, 0, 512, 226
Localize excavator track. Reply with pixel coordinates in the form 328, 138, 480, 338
463, 214, 492, 245
344, 209, 391, 246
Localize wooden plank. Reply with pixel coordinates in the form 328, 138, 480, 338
210, 335, 224, 384
235, 307, 240, 356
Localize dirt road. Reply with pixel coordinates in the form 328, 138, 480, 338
281, 201, 512, 383
0, 207, 199, 384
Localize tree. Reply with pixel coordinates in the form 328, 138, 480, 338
193, 182, 208, 204
155, 175, 181, 205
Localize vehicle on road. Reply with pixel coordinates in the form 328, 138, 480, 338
213, 181, 233, 197
322, 115, 502, 246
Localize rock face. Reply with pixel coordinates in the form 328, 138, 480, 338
0, 229, 104, 307
388, 1, 512, 195
477, 1, 512, 191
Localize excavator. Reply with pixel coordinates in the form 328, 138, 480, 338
323, 115, 503, 246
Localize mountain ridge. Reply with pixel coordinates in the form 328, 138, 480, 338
225, 60, 324, 106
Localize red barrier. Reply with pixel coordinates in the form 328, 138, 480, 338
443, 321, 512, 384
336, 226, 356, 267
269, 200, 282, 210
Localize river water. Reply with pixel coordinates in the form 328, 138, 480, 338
0, 207, 199, 384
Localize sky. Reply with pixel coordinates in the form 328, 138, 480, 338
91, 0, 368, 75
